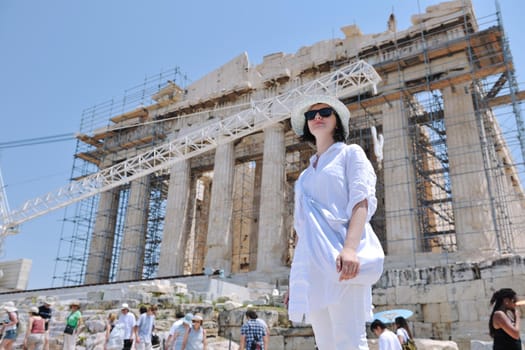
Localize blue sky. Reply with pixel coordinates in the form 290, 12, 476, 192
0, 0, 523, 289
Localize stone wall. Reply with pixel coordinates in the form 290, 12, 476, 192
0, 276, 460, 350
373, 254, 525, 348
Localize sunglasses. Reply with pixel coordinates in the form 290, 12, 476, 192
304, 107, 334, 121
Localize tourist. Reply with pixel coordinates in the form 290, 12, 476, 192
286, 95, 384, 350
394, 316, 416, 349
135, 305, 156, 350
105, 313, 124, 350
166, 311, 186, 349
168, 313, 193, 350
63, 301, 82, 350
239, 310, 266, 350
181, 313, 207, 350
0, 301, 18, 350
370, 319, 402, 350
24, 307, 46, 350
118, 303, 136, 350
489, 288, 521, 350
254, 313, 270, 350
38, 299, 53, 350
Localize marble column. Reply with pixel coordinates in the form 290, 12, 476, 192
84, 187, 120, 284
382, 99, 419, 255
116, 175, 150, 281
442, 84, 496, 254
256, 124, 287, 272
157, 160, 191, 277
204, 142, 235, 274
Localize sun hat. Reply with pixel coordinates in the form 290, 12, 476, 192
290, 95, 350, 138
121, 303, 130, 310
2, 301, 17, 312
192, 313, 203, 321
30, 306, 39, 314
183, 313, 194, 325
69, 300, 80, 307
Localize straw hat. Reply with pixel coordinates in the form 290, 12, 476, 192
290, 95, 350, 138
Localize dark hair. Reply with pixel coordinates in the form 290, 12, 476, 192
175, 311, 185, 319
139, 306, 147, 314
489, 288, 517, 338
246, 309, 258, 320
370, 319, 387, 332
394, 316, 413, 339
300, 109, 346, 144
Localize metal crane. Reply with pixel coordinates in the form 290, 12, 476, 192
0, 60, 381, 235
0, 166, 18, 250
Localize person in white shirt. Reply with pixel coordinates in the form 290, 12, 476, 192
286, 95, 384, 350
118, 303, 136, 350
166, 312, 185, 349
371, 320, 402, 350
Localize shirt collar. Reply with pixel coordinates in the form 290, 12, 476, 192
308, 142, 345, 165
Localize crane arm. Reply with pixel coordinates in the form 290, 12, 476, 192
0, 60, 381, 234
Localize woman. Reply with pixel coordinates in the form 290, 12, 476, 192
63, 301, 82, 350
489, 288, 521, 350
24, 307, 46, 350
394, 316, 415, 349
287, 95, 384, 350
105, 313, 123, 350
181, 313, 207, 350
0, 302, 18, 350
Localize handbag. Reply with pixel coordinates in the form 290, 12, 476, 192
402, 338, 417, 350
63, 324, 75, 335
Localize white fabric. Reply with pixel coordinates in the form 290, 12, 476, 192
63, 333, 76, 350
396, 328, 409, 343
309, 284, 371, 350
289, 142, 384, 323
379, 329, 402, 350
118, 312, 136, 339
107, 323, 125, 350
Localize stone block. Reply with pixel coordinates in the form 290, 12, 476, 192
422, 303, 441, 323
457, 300, 479, 322
446, 279, 485, 301
439, 302, 459, 322
283, 335, 316, 350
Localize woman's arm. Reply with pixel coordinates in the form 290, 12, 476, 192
25, 316, 34, 342
493, 310, 521, 340
202, 329, 207, 350
337, 199, 368, 281
180, 328, 190, 350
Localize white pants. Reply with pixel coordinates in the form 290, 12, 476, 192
63, 333, 77, 350
309, 284, 371, 350
135, 340, 152, 350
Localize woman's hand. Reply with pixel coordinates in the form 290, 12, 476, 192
336, 247, 360, 281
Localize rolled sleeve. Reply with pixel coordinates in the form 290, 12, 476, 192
345, 144, 377, 221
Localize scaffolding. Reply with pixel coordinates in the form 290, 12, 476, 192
50, 0, 525, 287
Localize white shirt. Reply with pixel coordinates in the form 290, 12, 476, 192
288, 142, 384, 322
379, 329, 402, 350
396, 328, 409, 343
118, 311, 136, 339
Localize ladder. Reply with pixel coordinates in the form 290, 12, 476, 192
0, 60, 381, 234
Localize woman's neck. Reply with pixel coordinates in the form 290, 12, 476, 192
316, 138, 335, 156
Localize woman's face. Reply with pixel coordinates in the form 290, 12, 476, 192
306, 103, 337, 139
